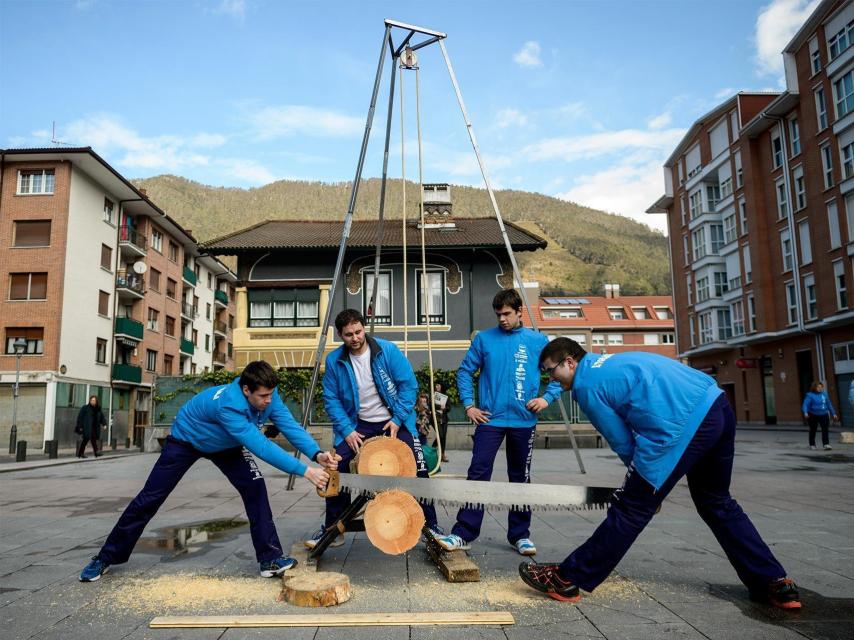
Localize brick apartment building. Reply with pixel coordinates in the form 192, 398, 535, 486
521, 284, 677, 359
0, 148, 236, 451
648, 0, 854, 426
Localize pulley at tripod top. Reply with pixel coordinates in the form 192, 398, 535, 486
400, 46, 418, 69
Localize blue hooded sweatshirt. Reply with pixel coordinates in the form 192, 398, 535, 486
457, 325, 562, 428
322, 336, 418, 445
801, 391, 836, 416
171, 378, 321, 476
571, 351, 722, 491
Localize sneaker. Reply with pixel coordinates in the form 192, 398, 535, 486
259, 556, 297, 578
750, 577, 802, 610
79, 556, 109, 582
518, 562, 580, 602
304, 527, 344, 550
513, 538, 537, 556
435, 533, 471, 552
809, 445, 817, 450
824, 444, 833, 450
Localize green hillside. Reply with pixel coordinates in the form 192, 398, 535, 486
134, 175, 671, 295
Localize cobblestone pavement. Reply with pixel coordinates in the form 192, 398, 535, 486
1, 429, 852, 639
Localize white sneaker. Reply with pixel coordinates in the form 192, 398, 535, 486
304, 527, 344, 550
809, 445, 817, 450
436, 533, 470, 551
513, 538, 537, 556
824, 444, 833, 450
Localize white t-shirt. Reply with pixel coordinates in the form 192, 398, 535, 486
349, 349, 392, 423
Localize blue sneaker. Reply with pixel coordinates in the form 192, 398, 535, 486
259, 556, 297, 578
79, 556, 109, 582
513, 538, 537, 556
304, 526, 344, 550
436, 533, 471, 551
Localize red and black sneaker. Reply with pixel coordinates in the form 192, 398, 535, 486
750, 577, 802, 610
518, 562, 581, 602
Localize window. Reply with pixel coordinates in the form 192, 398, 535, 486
207, 273, 213, 288
748, 295, 756, 332
686, 275, 693, 305
834, 260, 848, 309
206, 303, 212, 320
723, 213, 737, 244
720, 175, 732, 199
771, 131, 783, 168
689, 190, 702, 219
542, 308, 584, 319
151, 228, 163, 252
710, 224, 724, 254
738, 198, 747, 234
786, 282, 798, 324
168, 241, 178, 262
744, 244, 752, 284
100, 244, 112, 270
829, 200, 842, 248
631, 307, 649, 319
103, 198, 115, 224
96, 338, 107, 364
847, 193, 854, 242
660, 333, 675, 344
726, 250, 742, 290
811, 46, 822, 74
643, 334, 660, 345
608, 307, 626, 320
147, 307, 159, 331
804, 274, 817, 320
417, 270, 445, 324
248, 288, 321, 327
192, 328, 198, 346
842, 141, 854, 180
689, 314, 696, 346
205, 334, 210, 352
686, 144, 701, 178
834, 69, 854, 118
363, 271, 391, 325
5, 327, 44, 354
730, 110, 739, 141
692, 228, 706, 260
166, 278, 176, 299
776, 179, 788, 218
798, 220, 812, 265
146, 349, 157, 372
731, 300, 745, 337
654, 306, 673, 320
816, 87, 828, 131
607, 334, 623, 345
828, 19, 854, 60
734, 151, 743, 188
706, 183, 721, 211
793, 166, 806, 210
822, 144, 835, 188
17, 169, 54, 195
696, 276, 710, 302
165, 315, 175, 337
683, 235, 689, 265
717, 309, 732, 340
149, 268, 161, 292
698, 312, 713, 344
781, 229, 793, 272
789, 118, 800, 156
163, 354, 173, 375
9, 273, 47, 300
12, 220, 51, 247
713, 271, 728, 297
98, 290, 110, 316
680, 196, 687, 225
591, 334, 605, 345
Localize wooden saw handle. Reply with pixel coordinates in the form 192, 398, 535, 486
317, 469, 340, 498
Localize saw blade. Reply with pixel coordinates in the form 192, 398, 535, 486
334, 474, 614, 511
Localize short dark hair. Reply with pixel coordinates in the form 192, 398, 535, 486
335, 308, 366, 334
492, 288, 523, 312
239, 360, 278, 392
539, 337, 587, 367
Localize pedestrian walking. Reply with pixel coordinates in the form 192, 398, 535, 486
75, 395, 106, 458
802, 381, 838, 450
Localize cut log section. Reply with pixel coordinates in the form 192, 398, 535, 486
282, 571, 351, 607
355, 437, 417, 477
363, 489, 425, 555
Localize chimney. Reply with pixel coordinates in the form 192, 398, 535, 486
420, 183, 456, 229
604, 283, 620, 299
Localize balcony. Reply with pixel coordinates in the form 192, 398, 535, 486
213, 351, 227, 366
214, 320, 228, 337
182, 266, 197, 287
116, 270, 145, 300
181, 302, 198, 320
214, 289, 228, 307
115, 317, 144, 341
118, 226, 147, 257
113, 363, 142, 384
180, 338, 194, 355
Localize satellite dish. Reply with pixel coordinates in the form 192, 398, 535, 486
132, 261, 147, 274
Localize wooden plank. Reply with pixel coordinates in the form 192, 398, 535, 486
150, 611, 515, 628
423, 531, 480, 582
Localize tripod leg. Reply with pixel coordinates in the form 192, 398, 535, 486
308, 494, 371, 559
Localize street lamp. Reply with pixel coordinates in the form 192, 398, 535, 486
9, 337, 27, 454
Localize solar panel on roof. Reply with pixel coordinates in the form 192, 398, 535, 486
542, 297, 591, 305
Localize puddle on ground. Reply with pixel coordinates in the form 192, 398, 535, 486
135, 518, 248, 561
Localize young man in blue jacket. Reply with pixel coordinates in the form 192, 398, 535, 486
305, 309, 439, 548
518, 337, 801, 610
79, 361, 339, 582
436, 289, 562, 556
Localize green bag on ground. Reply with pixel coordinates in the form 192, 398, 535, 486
422, 444, 439, 471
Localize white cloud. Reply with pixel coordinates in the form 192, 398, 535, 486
513, 41, 543, 68
247, 105, 363, 139
221, 159, 277, 184
647, 112, 672, 130
714, 87, 736, 100
495, 108, 528, 129
213, 0, 246, 19
755, 0, 820, 79
522, 127, 686, 162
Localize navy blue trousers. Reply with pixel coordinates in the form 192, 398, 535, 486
325, 420, 438, 529
98, 436, 283, 565
451, 425, 536, 544
559, 396, 787, 592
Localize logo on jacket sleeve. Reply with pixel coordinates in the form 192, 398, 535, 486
514, 344, 529, 401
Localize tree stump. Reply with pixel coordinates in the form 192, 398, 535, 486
364, 489, 425, 555
355, 437, 416, 477
282, 571, 351, 607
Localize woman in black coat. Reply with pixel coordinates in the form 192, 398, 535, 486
76, 395, 106, 458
